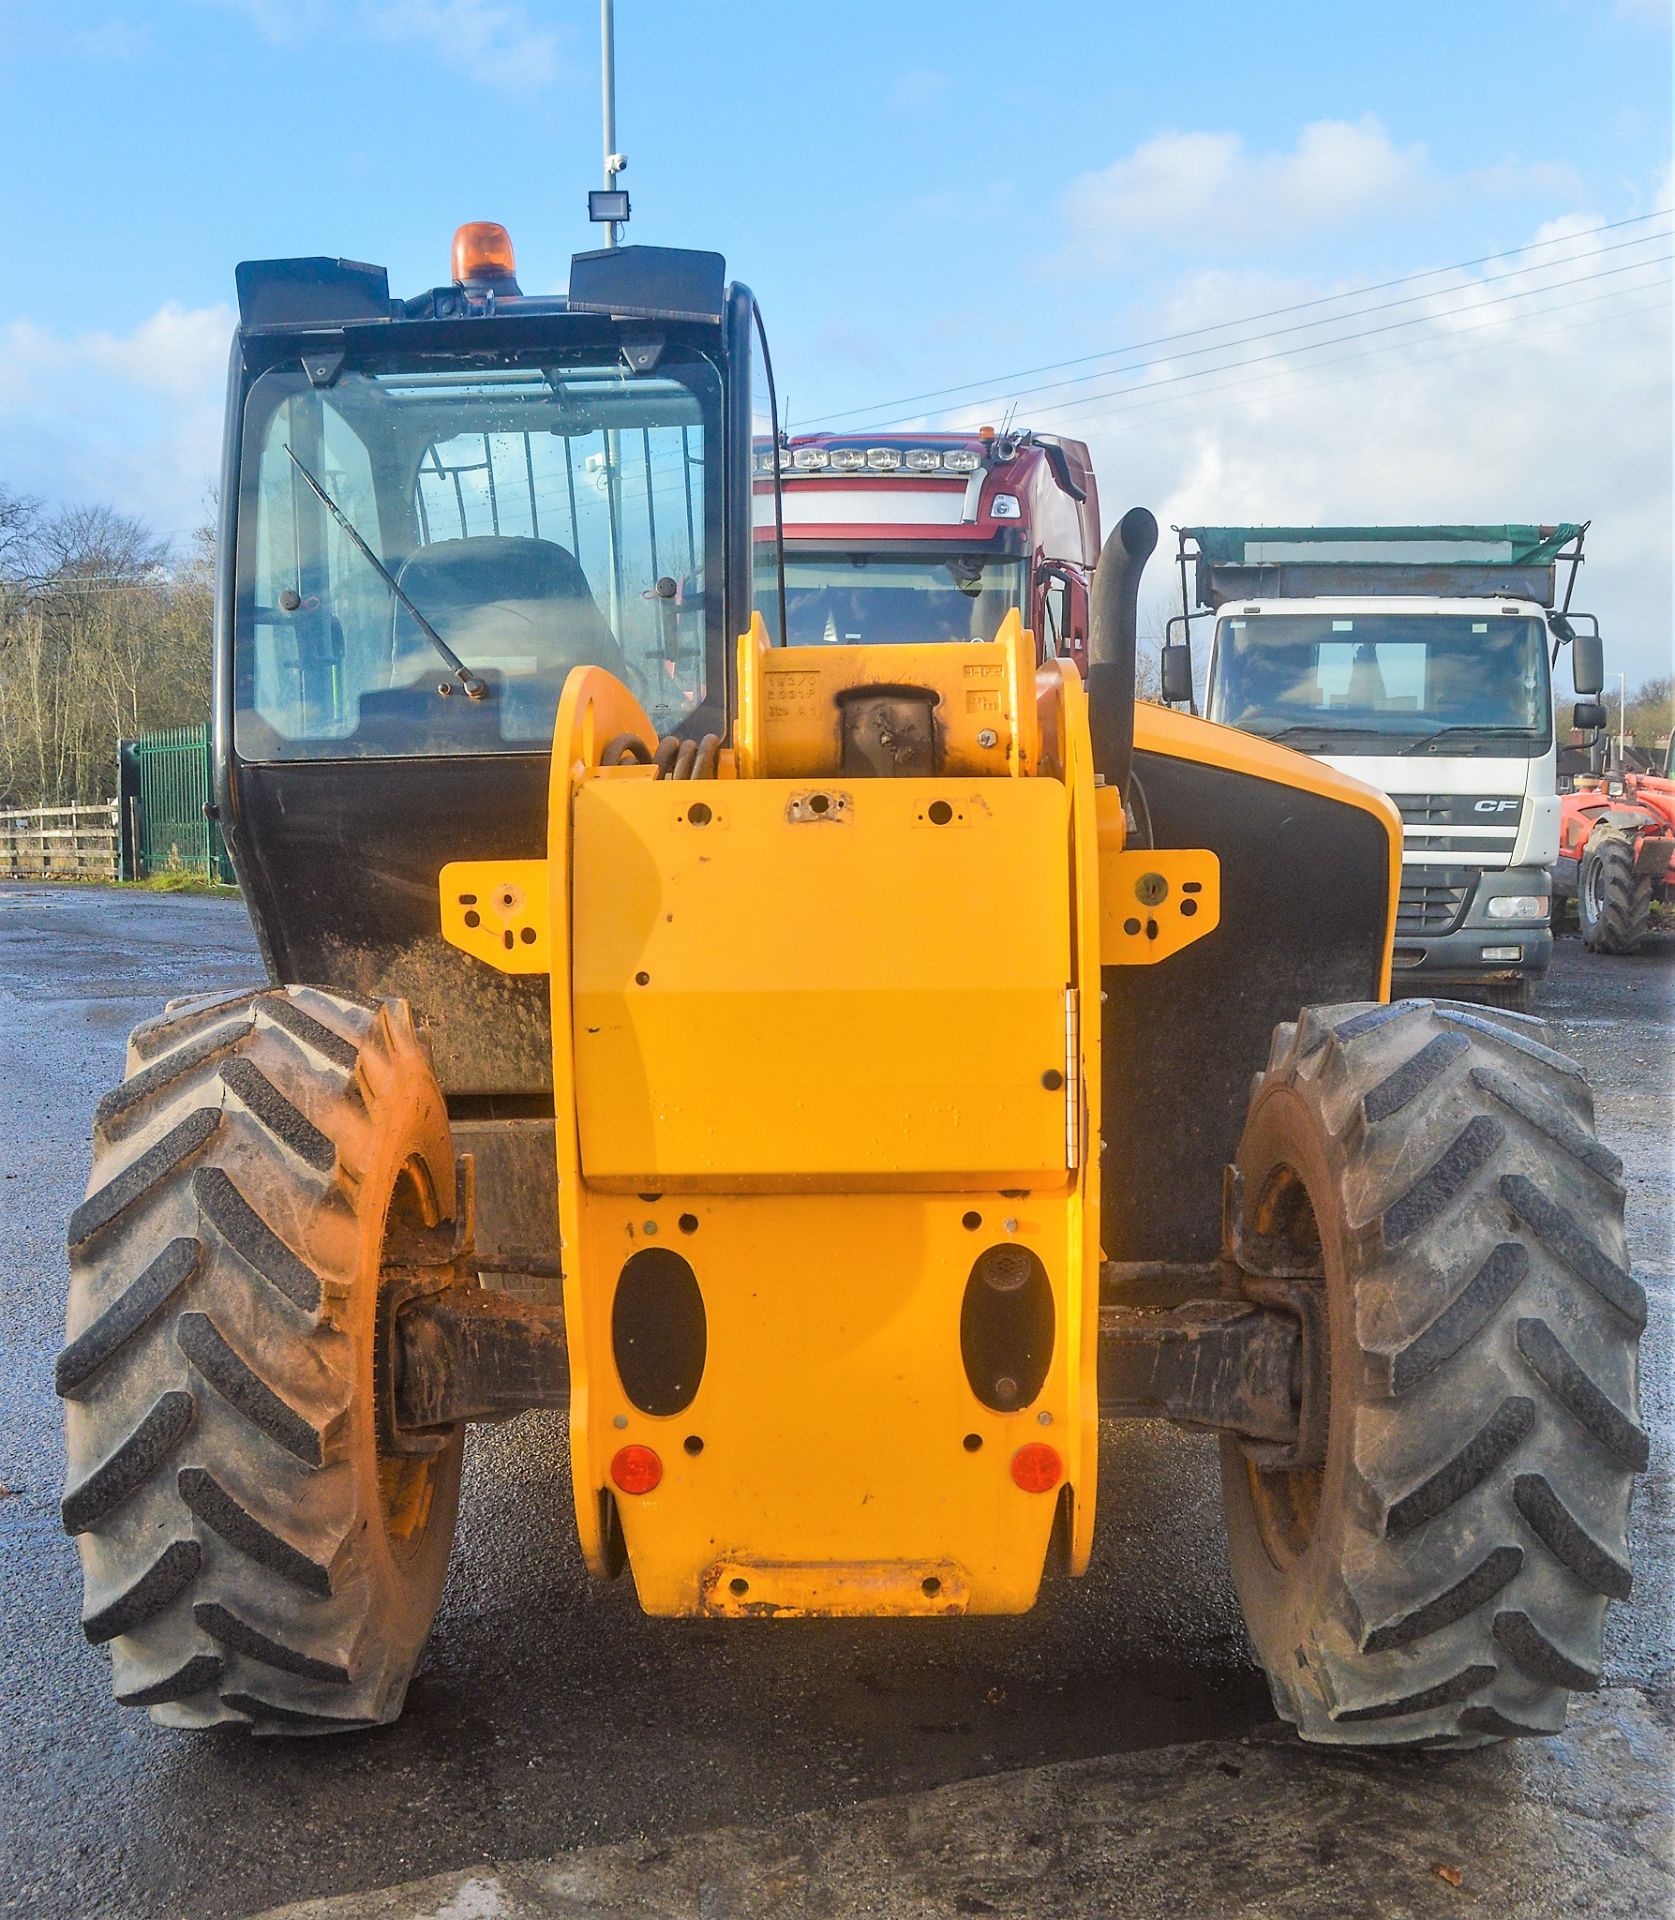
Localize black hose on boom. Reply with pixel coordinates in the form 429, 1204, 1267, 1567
1086, 506, 1158, 800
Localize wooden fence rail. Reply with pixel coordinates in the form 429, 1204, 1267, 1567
0, 802, 120, 880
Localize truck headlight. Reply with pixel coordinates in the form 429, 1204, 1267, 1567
1480, 946, 1522, 961
1486, 895, 1548, 920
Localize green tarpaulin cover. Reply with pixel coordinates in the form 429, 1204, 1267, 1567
1189, 525, 1584, 568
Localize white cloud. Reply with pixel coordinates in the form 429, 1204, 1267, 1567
0, 304, 232, 547
208, 0, 559, 90
1470, 158, 1586, 203
1066, 244, 1674, 685
1062, 118, 1433, 257
359, 0, 559, 89
204, 0, 312, 40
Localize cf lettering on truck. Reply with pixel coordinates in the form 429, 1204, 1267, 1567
753, 429, 1100, 665
1162, 524, 1605, 1013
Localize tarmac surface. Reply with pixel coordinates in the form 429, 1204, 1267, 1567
256, 1686, 1672, 1920
0, 884, 1669, 1920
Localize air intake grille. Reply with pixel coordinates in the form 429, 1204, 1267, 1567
1396, 793, 1457, 828
1397, 878, 1469, 935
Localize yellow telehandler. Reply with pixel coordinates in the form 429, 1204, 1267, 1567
60, 228, 1643, 1745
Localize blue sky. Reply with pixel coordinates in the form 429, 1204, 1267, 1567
2, 0, 1671, 678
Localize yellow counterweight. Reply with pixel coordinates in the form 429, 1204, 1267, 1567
442, 615, 1220, 1615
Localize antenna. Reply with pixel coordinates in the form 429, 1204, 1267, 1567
591, 0, 630, 247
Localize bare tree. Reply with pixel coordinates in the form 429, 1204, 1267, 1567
1622, 674, 1672, 752
0, 495, 212, 807
0, 485, 40, 575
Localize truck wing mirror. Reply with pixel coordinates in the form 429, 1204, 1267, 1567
1572, 700, 1607, 733
1160, 643, 1194, 706
1571, 630, 1604, 696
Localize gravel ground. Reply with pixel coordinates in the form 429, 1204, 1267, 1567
0, 884, 1667, 1920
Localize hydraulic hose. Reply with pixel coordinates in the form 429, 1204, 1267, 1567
1086, 506, 1159, 800
603, 731, 723, 778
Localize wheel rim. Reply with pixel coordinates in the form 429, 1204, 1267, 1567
1244, 1162, 1326, 1569
1583, 854, 1604, 925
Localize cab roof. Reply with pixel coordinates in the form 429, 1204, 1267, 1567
234, 246, 728, 333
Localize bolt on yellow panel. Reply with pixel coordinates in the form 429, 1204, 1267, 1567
569, 776, 1075, 1189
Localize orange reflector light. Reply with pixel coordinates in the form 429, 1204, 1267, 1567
977, 424, 997, 444
1010, 1442, 1062, 1493
452, 221, 517, 287
611, 1444, 662, 1495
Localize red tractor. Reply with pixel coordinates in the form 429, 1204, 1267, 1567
1553, 735, 1675, 953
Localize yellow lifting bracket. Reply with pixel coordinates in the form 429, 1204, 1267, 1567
439, 858, 552, 973
1092, 786, 1221, 966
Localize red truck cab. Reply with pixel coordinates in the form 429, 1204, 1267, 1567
753, 429, 1100, 669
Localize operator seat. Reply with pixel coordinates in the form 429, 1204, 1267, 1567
357, 541, 630, 748
391, 535, 625, 684
357, 534, 627, 749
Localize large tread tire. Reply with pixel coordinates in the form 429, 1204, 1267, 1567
1579, 830, 1653, 955
1222, 997, 1644, 1747
60, 987, 463, 1734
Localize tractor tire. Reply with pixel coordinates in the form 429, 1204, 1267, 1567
1579, 830, 1653, 955
59, 986, 464, 1734
1222, 998, 1644, 1747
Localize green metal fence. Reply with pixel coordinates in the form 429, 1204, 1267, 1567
125, 725, 235, 883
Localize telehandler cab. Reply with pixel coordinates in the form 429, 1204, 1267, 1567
61, 227, 1643, 1747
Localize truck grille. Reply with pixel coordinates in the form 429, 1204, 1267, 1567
1394, 792, 1521, 855
1397, 878, 1469, 935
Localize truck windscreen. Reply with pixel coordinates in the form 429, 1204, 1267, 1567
1208, 612, 1551, 755
780, 553, 1026, 648
233, 351, 721, 759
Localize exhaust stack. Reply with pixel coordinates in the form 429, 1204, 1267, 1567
1086, 506, 1158, 798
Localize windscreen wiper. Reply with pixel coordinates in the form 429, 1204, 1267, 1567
1256, 723, 1394, 743
1398, 725, 1539, 755
283, 446, 486, 700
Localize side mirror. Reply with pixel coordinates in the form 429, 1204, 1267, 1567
1572, 700, 1607, 733
1160, 643, 1194, 706
1572, 631, 1604, 696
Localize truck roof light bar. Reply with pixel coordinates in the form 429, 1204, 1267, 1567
757, 444, 985, 478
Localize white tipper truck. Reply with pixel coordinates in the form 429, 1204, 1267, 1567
1164, 525, 1606, 1012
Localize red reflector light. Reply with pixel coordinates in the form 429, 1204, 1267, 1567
1010, 1442, 1062, 1493
611, 1444, 662, 1495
